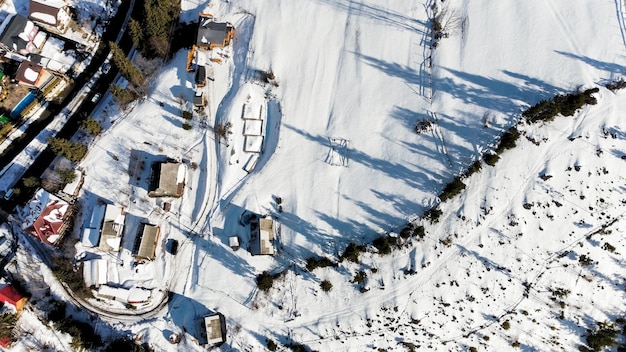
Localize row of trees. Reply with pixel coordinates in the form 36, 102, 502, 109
129, 0, 180, 58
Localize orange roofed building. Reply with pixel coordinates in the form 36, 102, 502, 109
0, 282, 27, 312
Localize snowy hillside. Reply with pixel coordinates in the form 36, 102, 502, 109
6, 0, 626, 351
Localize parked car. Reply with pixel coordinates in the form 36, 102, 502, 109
168, 239, 179, 255
91, 93, 101, 103
101, 62, 111, 74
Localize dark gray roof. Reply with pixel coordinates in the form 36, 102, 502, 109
0, 15, 29, 52
196, 17, 229, 47
195, 65, 206, 84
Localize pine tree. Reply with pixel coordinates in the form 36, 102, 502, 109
128, 18, 145, 54
109, 42, 145, 89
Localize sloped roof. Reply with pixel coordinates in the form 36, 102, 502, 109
133, 223, 160, 260
196, 16, 231, 48
0, 283, 25, 307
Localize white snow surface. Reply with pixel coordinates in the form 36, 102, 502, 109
5, 0, 626, 351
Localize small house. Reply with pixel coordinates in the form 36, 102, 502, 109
249, 215, 275, 255
0, 281, 27, 312
20, 189, 73, 246
15, 60, 50, 87
0, 14, 47, 55
148, 162, 186, 198
203, 313, 226, 346
194, 92, 206, 108
132, 223, 160, 261
28, 0, 72, 33
196, 14, 234, 50
195, 65, 206, 87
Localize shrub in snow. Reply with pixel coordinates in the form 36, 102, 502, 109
320, 280, 332, 292
182, 111, 193, 120
484, 153, 500, 166
372, 235, 397, 255
352, 270, 367, 285
578, 254, 594, 266
523, 88, 599, 123
502, 321, 511, 330
602, 242, 615, 253
340, 242, 366, 263
464, 160, 482, 178
424, 207, 443, 223
495, 127, 520, 154
583, 321, 618, 352
414, 119, 433, 133
256, 271, 275, 291
266, 339, 278, 351
305, 256, 336, 271
182, 122, 192, 130
400, 223, 425, 239
439, 176, 466, 201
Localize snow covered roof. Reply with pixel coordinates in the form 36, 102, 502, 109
203, 314, 225, 345
148, 162, 186, 198
243, 135, 264, 153
132, 223, 160, 260
196, 15, 232, 49
83, 259, 107, 288
15, 60, 43, 86
127, 287, 151, 304
250, 216, 275, 255
243, 119, 263, 136
29, 0, 69, 27
20, 189, 70, 245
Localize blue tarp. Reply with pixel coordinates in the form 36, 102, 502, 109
11, 91, 37, 119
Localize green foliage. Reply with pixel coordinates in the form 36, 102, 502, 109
424, 207, 443, 223
523, 88, 599, 123
495, 127, 520, 154
51, 256, 92, 299
306, 256, 335, 271
551, 287, 571, 299
22, 176, 40, 188
512, 341, 520, 348
0, 313, 16, 339
48, 138, 87, 162
465, 160, 482, 177
109, 42, 145, 88
109, 83, 139, 106
267, 339, 278, 351
182, 110, 193, 120
469, 348, 478, 352
352, 270, 367, 285
340, 242, 366, 263
320, 280, 333, 292
439, 176, 466, 201
55, 168, 77, 184
579, 254, 594, 266
54, 317, 102, 351
502, 321, 511, 330
372, 235, 398, 255
128, 18, 145, 54
106, 338, 146, 352
81, 117, 102, 135
585, 321, 618, 351
182, 122, 192, 130
256, 271, 274, 291
400, 223, 425, 239
602, 242, 616, 253
484, 153, 500, 166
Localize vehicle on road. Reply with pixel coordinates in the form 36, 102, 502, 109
91, 93, 101, 103
168, 239, 179, 255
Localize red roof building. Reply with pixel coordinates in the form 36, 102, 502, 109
0, 283, 27, 311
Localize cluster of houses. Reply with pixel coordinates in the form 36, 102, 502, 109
0, 0, 82, 121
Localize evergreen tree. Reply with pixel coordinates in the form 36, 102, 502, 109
108, 42, 145, 89
128, 18, 145, 54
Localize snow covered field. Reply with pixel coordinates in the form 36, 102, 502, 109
5, 0, 626, 351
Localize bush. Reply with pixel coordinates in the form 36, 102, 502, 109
267, 339, 278, 351
502, 321, 511, 330
320, 280, 332, 292
306, 256, 335, 271
400, 223, 425, 239
106, 338, 146, 352
182, 122, 192, 130
352, 270, 367, 285
22, 176, 40, 188
81, 117, 102, 135
579, 254, 594, 266
372, 235, 397, 255
182, 110, 192, 120
484, 153, 500, 166
439, 176, 466, 201
340, 242, 366, 263
55, 168, 77, 184
424, 207, 443, 223
523, 88, 599, 123
0, 313, 16, 340
414, 119, 433, 133
256, 271, 274, 291
48, 138, 87, 162
495, 127, 520, 154
465, 160, 482, 177
469, 348, 478, 352
602, 242, 616, 253
585, 321, 618, 351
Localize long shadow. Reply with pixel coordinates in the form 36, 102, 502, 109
252, 99, 282, 173
167, 292, 218, 345
314, 0, 427, 33
555, 50, 626, 75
